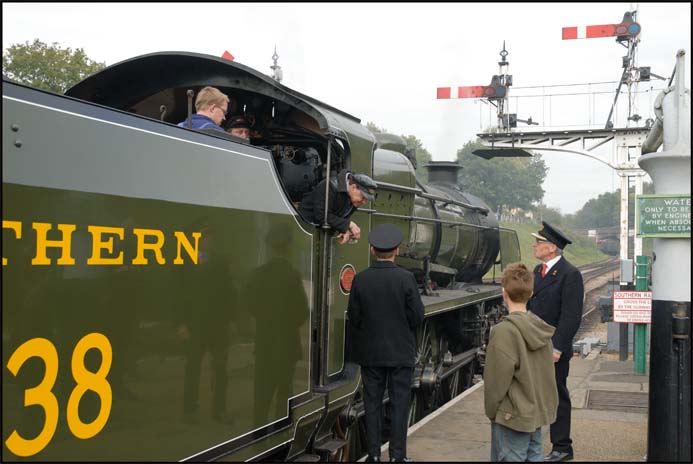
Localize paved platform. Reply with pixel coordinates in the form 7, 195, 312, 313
378, 350, 649, 462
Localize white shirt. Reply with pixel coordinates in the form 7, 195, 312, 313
543, 255, 562, 274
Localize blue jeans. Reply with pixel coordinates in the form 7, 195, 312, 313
490, 422, 543, 462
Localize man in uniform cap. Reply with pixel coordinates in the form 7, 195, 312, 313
298, 169, 377, 244
226, 115, 251, 141
527, 221, 584, 462
347, 223, 424, 462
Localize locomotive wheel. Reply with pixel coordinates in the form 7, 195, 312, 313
408, 320, 441, 426
343, 392, 368, 461
462, 359, 476, 390
342, 415, 367, 462
439, 369, 462, 403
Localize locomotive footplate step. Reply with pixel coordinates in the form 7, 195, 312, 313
420, 284, 502, 314
313, 438, 347, 454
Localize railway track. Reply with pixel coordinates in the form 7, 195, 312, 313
575, 257, 621, 341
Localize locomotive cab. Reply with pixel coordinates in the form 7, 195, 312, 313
65, 52, 370, 212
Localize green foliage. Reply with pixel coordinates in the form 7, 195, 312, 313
486, 221, 609, 280
570, 182, 654, 229
3, 39, 106, 94
401, 134, 432, 182
456, 140, 547, 214
364, 122, 432, 182
365, 121, 385, 134
572, 191, 620, 228
536, 205, 565, 226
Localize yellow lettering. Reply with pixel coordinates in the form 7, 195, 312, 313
5, 338, 59, 457
173, 231, 201, 265
132, 228, 166, 265
32, 223, 76, 265
3, 220, 22, 265
87, 226, 124, 265
66, 333, 112, 439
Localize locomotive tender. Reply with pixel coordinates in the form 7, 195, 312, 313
2, 52, 520, 461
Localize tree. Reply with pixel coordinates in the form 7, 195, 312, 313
570, 182, 655, 229
536, 204, 565, 226
364, 122, 433, 181
456, 140, 547, 215
401, 134, 432, 182
572, 191, 620, 228
3, 39, 106, 94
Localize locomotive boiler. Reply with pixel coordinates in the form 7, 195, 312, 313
2, 51, 519, 461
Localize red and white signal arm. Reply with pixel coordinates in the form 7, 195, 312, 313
437, 85, 506, 99
562, 21, 641, 40
613, 290, 652, 324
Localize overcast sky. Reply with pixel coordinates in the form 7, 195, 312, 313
3, 2, 690, 213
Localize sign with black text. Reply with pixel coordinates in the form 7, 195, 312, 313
613, 290, 652, 324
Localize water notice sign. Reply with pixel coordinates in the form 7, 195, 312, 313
636, 194, 691, 238
613, 290, 652, 324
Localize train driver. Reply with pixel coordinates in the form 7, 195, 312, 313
298, 169, 377, 244
226, 115, 251, 141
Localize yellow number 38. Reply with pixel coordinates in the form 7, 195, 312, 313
5, 333, 112, 457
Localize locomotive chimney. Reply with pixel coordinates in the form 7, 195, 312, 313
424, 161, 463, 186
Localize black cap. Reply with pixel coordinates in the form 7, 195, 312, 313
350, 173, 377, 202
227, 115, 250, 129
531, 221, 572, 249
368, 223, 403, 252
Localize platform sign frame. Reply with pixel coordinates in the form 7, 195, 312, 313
613, 290, 652, 324
636, 194, 691, 238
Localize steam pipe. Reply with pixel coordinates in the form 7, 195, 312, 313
642, 89, 667, 154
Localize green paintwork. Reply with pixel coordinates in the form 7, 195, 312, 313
634, 255, 649, 375
636, 194, 691, 238
2, 182, 312, 461
499, 228, 522, 268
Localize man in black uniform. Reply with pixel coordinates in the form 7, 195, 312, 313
347, 223, 425, 462
526, 222, 584, 462
298, 169, 377, 244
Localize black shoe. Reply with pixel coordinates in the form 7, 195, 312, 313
365, 456, 380, 463
544, 450, 573, 462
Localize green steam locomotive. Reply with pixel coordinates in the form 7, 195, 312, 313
2, 52, 520, 461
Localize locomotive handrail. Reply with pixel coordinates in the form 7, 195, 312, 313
418, 192, 489, 214
371, 211, 494, 230
374, 180, 420, 194
374, 180, 489, 214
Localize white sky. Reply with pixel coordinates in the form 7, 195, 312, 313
3, 2, 691, 213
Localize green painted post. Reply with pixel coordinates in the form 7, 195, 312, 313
634, 255, 649, 375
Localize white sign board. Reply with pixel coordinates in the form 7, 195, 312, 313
588, 229, 596, 237
613, 291, 652, 324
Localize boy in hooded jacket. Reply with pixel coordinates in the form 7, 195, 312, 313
484, 263, 559, 461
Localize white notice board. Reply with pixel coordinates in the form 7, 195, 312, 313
613, 291, 652, 324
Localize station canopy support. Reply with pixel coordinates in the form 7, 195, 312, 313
475, 126, 650, 265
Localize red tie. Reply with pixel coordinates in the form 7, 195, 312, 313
541, 263, 548, 278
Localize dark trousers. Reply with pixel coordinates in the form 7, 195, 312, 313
551, 356, 572, 454
362, 366, 412, 460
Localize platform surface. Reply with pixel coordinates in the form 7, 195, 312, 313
376, 350, 648, 462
